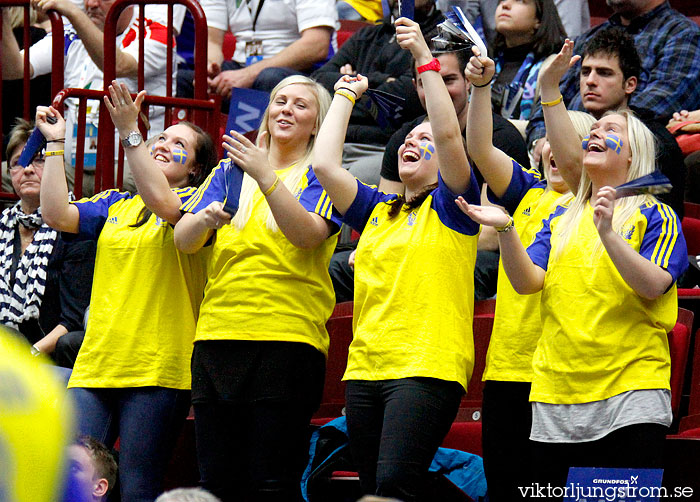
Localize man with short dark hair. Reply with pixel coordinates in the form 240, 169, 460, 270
68, 435, 118, 502
526, 0, 700, 168
575, 27, 684, 216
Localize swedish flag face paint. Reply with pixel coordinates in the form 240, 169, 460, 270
604, 133, 623, 155
582, 135, 590, 151
150, 144, 156, 156
419, 141, 435, 161
172, 148, 188, 165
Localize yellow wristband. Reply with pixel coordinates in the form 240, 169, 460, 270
495, 216, 514, 233
44, 150, 64, 157
335, 89, 356, 106
541, 95, 563, 107
262, 175, 281, 197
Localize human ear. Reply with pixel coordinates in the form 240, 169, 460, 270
624, 76, 637, 96
93, 478, 109, 498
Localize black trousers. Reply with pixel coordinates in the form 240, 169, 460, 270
530, 422, 668, 502
191, 340, 325, 502
481, 380, 534, 502
345, 377, 464, 502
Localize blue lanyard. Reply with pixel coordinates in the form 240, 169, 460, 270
494, 51, 536, 118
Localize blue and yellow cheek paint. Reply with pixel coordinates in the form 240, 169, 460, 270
420, 141, 435, 161
605, 134, 623, 154
172, 148, 188, 165
580, 134, 623, 154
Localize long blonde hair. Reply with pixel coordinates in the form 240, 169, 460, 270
232, 75, 332, 231
554, 109, 657, 260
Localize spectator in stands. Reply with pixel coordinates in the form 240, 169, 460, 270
570, 28, 684, 216
177, 0, 337, 105
1, 6, 52, 158
458, 0, 590, 44
1, 119, 94, 363
156, 488, 222, 502
329, 47, 528, 303
464, 42, 594, 501
462, 55, 687, 499
1, 0, 176, 192
669, 108, 700, 203
174, 75, 340, 502
312, 18, 479, 501
37, 84, 217, 502
68, 435, 118, 502
337, 0, 383, 23
526, 0, 700, 167
488, 0, 566, 125
312, 0, 443, 185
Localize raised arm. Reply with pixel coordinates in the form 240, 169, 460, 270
103, 82, 184, 225
36, 106, 80, 233
539, 40, 584, 195
594, 187, 673, 299
1, 14, 30, 79
311, 76, 368, 214
464, 48, 514, 198
35, 0, 138, 77
223, 131, 332, 249
396, 18, 470, 194
456, 197, 545, 294
174, 201, 231, 253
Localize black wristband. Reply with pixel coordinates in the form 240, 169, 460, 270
337, 86, 357, 97
46, 138, 66, 143
472, 78, 493, 88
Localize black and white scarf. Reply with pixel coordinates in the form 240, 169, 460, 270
0, 203, 57, 329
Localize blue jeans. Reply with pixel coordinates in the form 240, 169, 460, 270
345, 378, 464, 502
69, 386, 191, 502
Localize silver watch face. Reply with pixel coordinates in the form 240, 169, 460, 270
122, 131, 142, 148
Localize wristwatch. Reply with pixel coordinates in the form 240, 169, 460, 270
121, 130, 143, 148
417, 58, 441, 74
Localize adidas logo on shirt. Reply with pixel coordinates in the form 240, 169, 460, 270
107, 216, 118, 224
522, 207, 531, 217
370, 216, 379, 227
407, 211, 417, 226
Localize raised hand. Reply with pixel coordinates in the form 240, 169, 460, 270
465, 46, 495, 88
103, 80, 145, 136
334, 74, 369, 99
395, 17, 432, 65
35, 105, 65, 141
222, 130, 272, 184
539, 39, 580, 91
455, 196, 511, 228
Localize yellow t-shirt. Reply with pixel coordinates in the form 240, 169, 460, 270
68, 189, 208, 390
341, 176, 481, 390
181, 161, 341, 356
526, 201, 688, 404
483, 159, 572, 382
0, 329, 73, 502
343, 0, 383, 22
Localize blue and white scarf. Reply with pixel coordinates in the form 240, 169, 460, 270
0, 203, 57, 329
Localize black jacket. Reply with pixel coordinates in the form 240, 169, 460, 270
313, 8, 444, 145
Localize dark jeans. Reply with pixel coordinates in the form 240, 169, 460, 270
531, 422, 668, 502
70, 386, 191, 502
177, 61, 303, 112
191, 340, 325, 502
345, 377, 464, 502
481, 380, 533, 502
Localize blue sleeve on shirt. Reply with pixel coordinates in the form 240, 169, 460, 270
487, 159, 543, 214
299, 167, 343, 233
180, 160, 227, 214
639, 202, 689, 282
432, 170, 481, 235
71, 189, 132, 240
343, 180, 399, 233
526, 204, 568, 271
